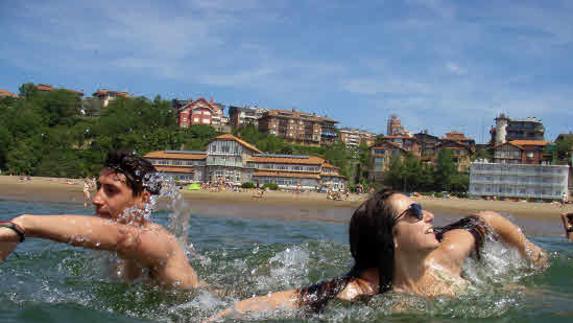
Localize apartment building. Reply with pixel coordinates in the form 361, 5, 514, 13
369, 141, 407, 183
469, 162, 569, 201
228, 105, 268, 129
490, 113, 545, 145
339, 128, 376, 148
258, 109, 338, 146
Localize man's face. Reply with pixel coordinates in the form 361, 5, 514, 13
92, 169, 145, 220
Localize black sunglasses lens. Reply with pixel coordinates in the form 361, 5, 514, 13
411, 204, 423, 220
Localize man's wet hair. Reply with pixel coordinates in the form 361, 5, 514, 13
103, 150, 161, 196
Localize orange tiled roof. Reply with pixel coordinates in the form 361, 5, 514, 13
36, 84, 53, 91
144, 151, 207, 160
181, 97, 221, 113
320, 172, 345, 178
213, 134, 263, 153
93, 89, 129, 97
155, 166, 194, 174
264, 109, 336, 123
322, 162, 338, 169
371, 141, 407, 152
253, 170, 321, 179
509, 140, 549, 147
248, 155, 325, 165
382, 135, 416, 140
0, 89, 17, 97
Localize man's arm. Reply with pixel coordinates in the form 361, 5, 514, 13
9, 214, 172, 267
560, 213, 573, 241
474, 211, 547, 268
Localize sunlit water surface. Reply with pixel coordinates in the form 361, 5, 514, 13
1, 199, 572, 322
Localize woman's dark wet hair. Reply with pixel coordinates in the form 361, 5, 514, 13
348, 188, 399, 293
103, 150, 161, 196
299, 188, 400, 311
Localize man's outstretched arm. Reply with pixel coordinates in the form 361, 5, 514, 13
7, 214, 171, 266
474, 211, 547, 268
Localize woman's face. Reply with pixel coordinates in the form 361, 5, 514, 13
390, 194, 440, 254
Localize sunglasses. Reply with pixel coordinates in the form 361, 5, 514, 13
394, 203, 424, 222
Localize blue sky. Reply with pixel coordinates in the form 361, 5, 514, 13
1, 0, 572, 142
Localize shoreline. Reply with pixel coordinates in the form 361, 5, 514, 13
0, 175, 570, 236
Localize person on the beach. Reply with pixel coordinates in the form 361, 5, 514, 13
82, 178, 91, 207
0, 151, 201, 289
560, 212, 573, 241
212, 189, 547, 319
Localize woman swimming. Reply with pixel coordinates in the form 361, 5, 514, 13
212, 189, 547, 319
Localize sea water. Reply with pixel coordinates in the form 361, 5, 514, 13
0, 199, 572, 322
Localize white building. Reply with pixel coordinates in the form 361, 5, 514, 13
469, 162, 569, 200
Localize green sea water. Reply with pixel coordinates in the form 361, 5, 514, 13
1, 199, 572, 322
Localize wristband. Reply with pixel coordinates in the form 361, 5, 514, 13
0, 222, 26, 242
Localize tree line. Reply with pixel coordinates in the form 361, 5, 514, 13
3, 82, 544, 195
0, 83, 359, 181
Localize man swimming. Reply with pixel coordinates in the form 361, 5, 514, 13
0, 151, 200, 289
212, 189, 547, 319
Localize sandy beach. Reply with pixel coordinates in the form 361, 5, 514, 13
1, 175, 570, 236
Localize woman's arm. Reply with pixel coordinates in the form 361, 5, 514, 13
560, 213, 573, 241
209, 289, 300, 321
474, 211, 547, 268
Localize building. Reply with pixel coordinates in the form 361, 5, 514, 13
437, 139, 474, 171
0, 89, 18, 98
414, 131, 440, 163
339, 128, 376, 148
144, 134, 346, 190
469, 162, 569, 201
228, 105, 268, 129
490, 114, 545, 145
35, 84, 84, 96
493, 140, 550, 165
177, 98, 225, 130
92, 89, 129, 108
369, 141, 407, 183
437, 131, 476, 171
258, 109, 338, 146
376, 135, 421, 156
386, 114, 410, 136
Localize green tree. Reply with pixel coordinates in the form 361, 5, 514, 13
434, 149, 457, 190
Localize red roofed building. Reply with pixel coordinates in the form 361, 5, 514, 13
376, 135, 421, 157
93, 89, 129, 108
0, 89, 18, 98
177, 97, 224, 129
144, 134, 346, 189
494, 140, 550, 165
35, 84, 83, 96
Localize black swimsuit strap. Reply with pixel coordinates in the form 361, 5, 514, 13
434, 215, 489, 260
0, 222, 26, 242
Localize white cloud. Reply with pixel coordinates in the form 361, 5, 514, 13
445, 62, 466, 75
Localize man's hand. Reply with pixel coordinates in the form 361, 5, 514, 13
0, 227, 20, 262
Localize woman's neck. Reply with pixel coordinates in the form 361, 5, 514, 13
392, 250, 433, 294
